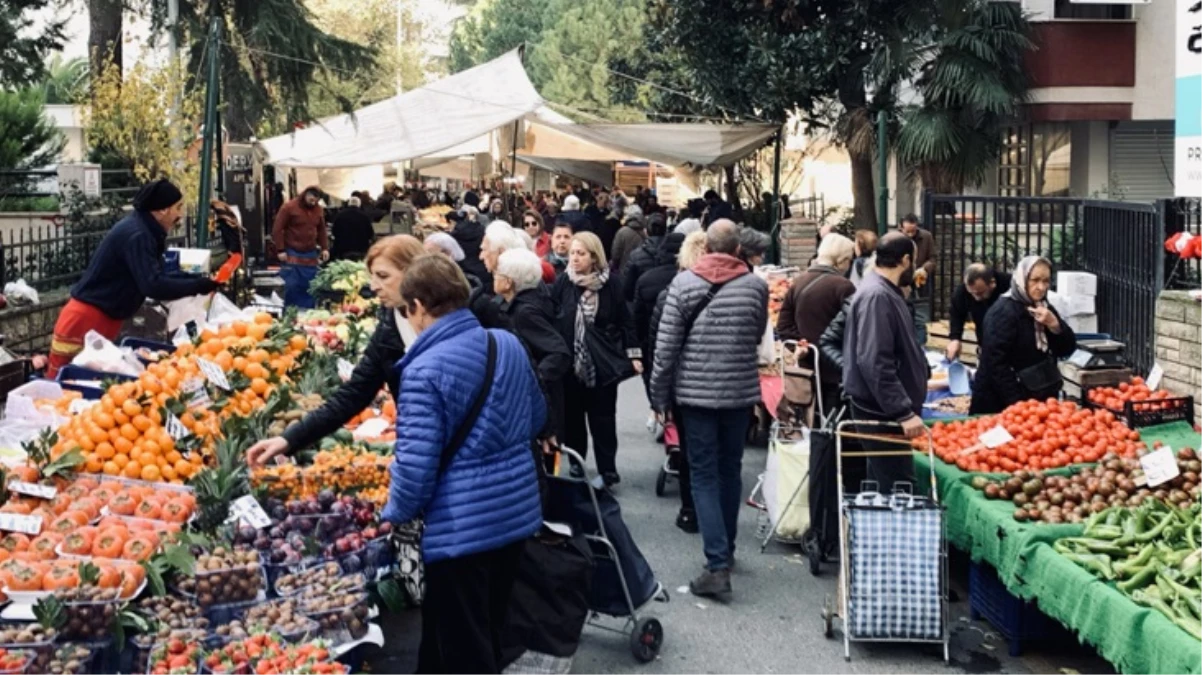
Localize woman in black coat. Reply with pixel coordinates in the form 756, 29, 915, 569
970, 255, 1077, 414
550, 231, 641, 486
632, 233, 684, 395
246, 235, 427, 465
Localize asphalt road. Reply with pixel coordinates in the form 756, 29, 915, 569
367, 379, 1113, 674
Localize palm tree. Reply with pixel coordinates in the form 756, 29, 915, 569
43, 55, 91, 104
893, 0, 1033, 193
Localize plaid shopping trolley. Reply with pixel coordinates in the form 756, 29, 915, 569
819, 420, 949, 663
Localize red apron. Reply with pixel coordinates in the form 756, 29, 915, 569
48, 299, 123, 378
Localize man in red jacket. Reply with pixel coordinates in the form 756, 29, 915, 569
272, 186, 329, 308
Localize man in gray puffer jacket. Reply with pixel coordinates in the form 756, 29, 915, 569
650, 219, 768, 598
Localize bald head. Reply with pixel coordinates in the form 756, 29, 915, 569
875, 231, 916, 270
706, 219, 740, 255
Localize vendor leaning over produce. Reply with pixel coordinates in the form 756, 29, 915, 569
382, 253, 545, 674
48, 179, 218, 378
272, 185, 329, 309
246, 235, 426, 466
970, 255, 1076, 415
945, 263, 1011, 362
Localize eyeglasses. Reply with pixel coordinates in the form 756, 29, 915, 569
524, 220, 538, 227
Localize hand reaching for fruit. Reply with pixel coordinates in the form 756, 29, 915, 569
247, 437, 290, 466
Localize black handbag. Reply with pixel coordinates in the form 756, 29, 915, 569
1017, 356, 1062, 393
585, 323, 635, 388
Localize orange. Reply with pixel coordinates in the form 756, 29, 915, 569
232, 321, 248, 337
132, 415, 152, 432
108, 388, 127, 407
85, 457, 103, 473
120, 424, 139, 442
121, 399, 142, 417
248, 323, 269, 341
102, 461, 120, 476
113, 410, 130, 426
112, 453, 129, 468
165, 450, 182, 466
142, 439, 161, 457
160, 465, 177, 481
140, 465, 161, 482
233, 356, 248, 372
174, 460, 193, 478
254, 311, 273, 325
289, 335, 307, 351
94, 412, 116, 430
113, 437, 133, 455
88, 426, 108, 445
95, 442, 115, 460
122, 462, 142, 479
78, 435, 96, 453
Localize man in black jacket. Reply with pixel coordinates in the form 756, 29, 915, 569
330, 197, 376, 260
946, 264, 1011, 362
632, 232, 684, 393
622, 213, 668, 303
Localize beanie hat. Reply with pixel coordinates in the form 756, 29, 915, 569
562, 195, 580, 211
133, 179, 183, 213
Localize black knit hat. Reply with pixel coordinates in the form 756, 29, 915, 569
132, 179, 183, 213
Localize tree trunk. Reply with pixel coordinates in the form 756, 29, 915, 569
849, 147, 876, 231
88, 0, 123, 81
723, 164, 743, 221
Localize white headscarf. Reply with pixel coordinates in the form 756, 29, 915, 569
1006, 255, 1052, 352
424, 232, 465, 262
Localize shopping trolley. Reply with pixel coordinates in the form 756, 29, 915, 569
820, 420, 948, 663
545, 445, 669, 663
749, 341, 824, 549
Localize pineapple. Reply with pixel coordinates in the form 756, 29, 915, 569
189, 430, 250, 536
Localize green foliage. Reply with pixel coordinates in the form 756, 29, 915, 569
449, 0, 548, 75
0, 196, 59, 212
41, 55, 89, 105
0, 0, 67, 88
0, 87, 65, 194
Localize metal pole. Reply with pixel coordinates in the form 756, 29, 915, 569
877, 109, 889, 236
167, 0, 182, 172
215, 108, 224, 200
770, 130, 782, 264
395, 0, 404, 95
510, 119, 520, 222
195, 17, 222, 247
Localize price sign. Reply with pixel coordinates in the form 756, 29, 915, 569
182, 378, 212, 409
1140, 446, 1180, 488
1146, 363, 1164, 391
197, 359, 231, 391
979, 425, 1015, 449
337, 359, 355, 382
164, 412, 191, 441
230, 495, 271, 529
0, 513, 42, 535
8, 481, 56, 500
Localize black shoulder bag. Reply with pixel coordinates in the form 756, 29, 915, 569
438, 332, 498, 475
683, 281, 728, 338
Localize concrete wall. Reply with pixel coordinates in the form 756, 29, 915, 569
1069, 120, 1112, 197
1154, 291, 1201, 421
1131, 0, 1176, 121
0, 289, 70, 353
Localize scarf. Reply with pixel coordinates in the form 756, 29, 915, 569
568, 267, 609, 387
1006, 255, 1052, 352
547, 250, 569, 268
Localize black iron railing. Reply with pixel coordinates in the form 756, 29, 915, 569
791, 195, 826, 221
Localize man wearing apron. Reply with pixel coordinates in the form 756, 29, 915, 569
272, 185, 329, 308
49, 179, 218, 377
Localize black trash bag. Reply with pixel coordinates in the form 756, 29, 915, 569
807, 428, 868, 556
500, 532, 595, 668
545, 480, 659, 616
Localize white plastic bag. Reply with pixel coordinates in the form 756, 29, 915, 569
207, 292, 254, 326
3, 279, 39, 306
71, 330, 145, 377
763, 434, 811, 539
757, 318, 775, 366
165, 294, 211, 332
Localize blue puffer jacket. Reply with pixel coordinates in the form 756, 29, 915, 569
381, 308, 545, 562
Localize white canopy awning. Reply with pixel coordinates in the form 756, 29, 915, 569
540, 122, 778, 168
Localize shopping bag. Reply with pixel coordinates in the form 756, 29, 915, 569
72, 330, 145, 377
207, 292, 254, 326
763, 434, 811, 539
500, 530, 594, 667
165, 294, 211, 332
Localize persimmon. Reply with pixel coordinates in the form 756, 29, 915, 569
122, 536, 156, 561
5, 563, 44, 591
62, 531, 95, 556
95, 563, 121, 589
92, 531, 126, 559
133, 499, 162, 520
108, 492, 139, 516
41, 564, 79, 591
29, 533, 63, 561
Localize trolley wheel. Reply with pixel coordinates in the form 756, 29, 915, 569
655, 468, 668, 497
803, 535, 822, 576
821, 597, 834, 639
630, 617, 663, 663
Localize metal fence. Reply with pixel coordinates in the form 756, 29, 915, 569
790, 195, 826, 221
1163, 197, 1202, 290
923, 192, 1171, 374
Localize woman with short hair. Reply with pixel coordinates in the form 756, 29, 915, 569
384, 253, 546, 674
522, 209, 551, 258
550, 232, 641, 486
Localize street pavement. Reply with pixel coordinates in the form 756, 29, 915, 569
368, 379, 1113, 674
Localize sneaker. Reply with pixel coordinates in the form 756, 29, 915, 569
601, 472, 621, 487
675, 510, 698, 534
689, 568, 732, 598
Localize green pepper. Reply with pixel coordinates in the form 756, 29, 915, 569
1085, 525, 1123, 540
1064, 552, 1116, 580
1171, 598, 1202, 640
1115, 546, 1158, 577
1118, 564, 1159, 592
1180, 552, 1201, 581
1136, 513, 1175, 543
1105, 508, 1124, 528
1160, 573, 1201, 602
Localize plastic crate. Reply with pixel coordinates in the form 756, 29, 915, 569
1083, 392, 1196, 429
968, 561, 1059, 656
119, 338, 175, 365
56, 365, 136, 400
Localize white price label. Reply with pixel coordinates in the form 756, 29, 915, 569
230, 495, 272, 529
337, 359, 355, 382
1146, 363, 1164, 391
8, 481, 56, 500
182, 378, 212, 409
979, 425, 1015, 449
164, 412, 191, 441
1140, 446, 1180, 488
197, 358, 231, 391
0, 513, 42, 535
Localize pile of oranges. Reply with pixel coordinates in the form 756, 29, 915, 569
252, 446, 391, 506
50, 313, 309, 484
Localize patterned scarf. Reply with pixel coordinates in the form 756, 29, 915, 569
1006, 255, 1052, 352
569, 267, 609, 386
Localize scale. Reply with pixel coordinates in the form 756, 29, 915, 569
1067, 338, 1127, 370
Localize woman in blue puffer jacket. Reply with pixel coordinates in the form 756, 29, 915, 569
380, 253, 545, 674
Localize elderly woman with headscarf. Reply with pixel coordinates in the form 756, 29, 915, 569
550, 231, 641, 487
970, 255, 1077, 414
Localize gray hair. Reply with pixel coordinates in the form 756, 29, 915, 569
496, 249, 544, 293
424, 232, 465, 262
515, 229, 536, 252
484, 221, 524, 252
815, 232, 855, 268
706, 219, 740, 255
738, 227, 771, 258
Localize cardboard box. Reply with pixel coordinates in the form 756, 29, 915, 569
1066, 314, 1098, 333
169, 248, 213, 275
1060, 294, 1096, 316
1056, 271, 1097, 298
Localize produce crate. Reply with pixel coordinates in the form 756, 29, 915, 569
0, 358, 31, 404
119, 337, 175, 365
968, 561, 1064, 656
55, 365, 136, 400
1059, 364, 1131, 401
1084, 393, 1196, 429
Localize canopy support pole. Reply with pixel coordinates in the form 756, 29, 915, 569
510, 119, 520, 221
877, 109, 889, 236
769, 130, 783, 265
195, 16, 222, 247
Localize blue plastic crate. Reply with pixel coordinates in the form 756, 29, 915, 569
55, 365, 136, 399
969, 560, 1059, 656
119, 337, 176, 364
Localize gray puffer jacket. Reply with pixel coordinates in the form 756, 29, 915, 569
650, 253, 768, 411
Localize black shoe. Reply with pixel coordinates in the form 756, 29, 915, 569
675, 510, 699, 533
689, 568, 732, 598
601, 472, 620, 487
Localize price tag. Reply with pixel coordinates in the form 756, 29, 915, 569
1067, 350, 1093, 369
164, 412, 191, 441
230, 495, 271, 529
67, 398, 95, 415
1146, 363, 1164, 391
337, 359, 355, 382
0, 513, 42, 535
1140, 446, 1180, 487
182, 378, 212, 410
978, 425, 1015, 449
8, 481, 56, 500
197, 359, 231, 391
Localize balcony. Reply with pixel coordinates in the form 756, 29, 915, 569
1025, 20, 1136, 88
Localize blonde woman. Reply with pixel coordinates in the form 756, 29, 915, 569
549, 231, 641, 486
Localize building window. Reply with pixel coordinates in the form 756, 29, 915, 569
998, 123, 1072, 197
998, 125, 1030, 197
1054, 1, 1132, 20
